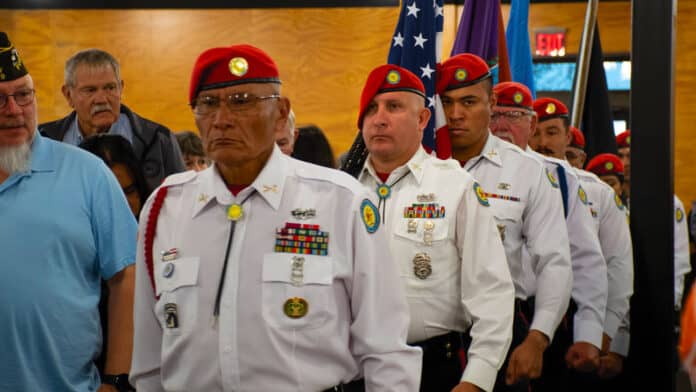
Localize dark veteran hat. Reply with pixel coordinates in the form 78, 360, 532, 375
0, 32, 28, 82
189, 44, 280, 104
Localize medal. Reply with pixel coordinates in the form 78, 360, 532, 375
497, 224, 506, 242
423, 220, 434, 246
413, 253, 432, 279
162, 262, 175, 278
227, 203, 243, 221
284, 297, 309, 318
164, 303, 179, 328
407, 219, 418, 233
290, 256, 305, 286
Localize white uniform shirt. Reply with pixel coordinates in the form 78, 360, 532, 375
575, 169, 633, 346
130, 147, 422, 392
359, 147, 515, 392
675, 195, 691, 309
526, 150, 608, 349
462, 134, 572, 340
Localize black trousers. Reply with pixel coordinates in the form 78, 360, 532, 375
493, 298, 534, 392
412, 331, 463, 391
322, 379, 365, 392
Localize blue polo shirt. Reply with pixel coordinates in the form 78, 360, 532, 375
0, 133, 137, 391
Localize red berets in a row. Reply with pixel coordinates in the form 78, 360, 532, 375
189, 44, 281, 104
437, 53, 492, 94
616, 130, 631, 148
586, 153, 624, 177
358, 64, 425, 128
533, 97, 569, 122
569, 126, 586, 149
493, 81, 533, 111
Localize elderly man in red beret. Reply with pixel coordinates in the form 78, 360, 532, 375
356, 63, 515, 392
129, 45, 422, 391
436, 58, 572, 392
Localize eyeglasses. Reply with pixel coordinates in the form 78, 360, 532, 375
491, 110, 532, 123
0, 89, 35, 109
191, 92, 281, 115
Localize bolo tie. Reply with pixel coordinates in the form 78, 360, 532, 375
212, 190, 256, 326
375, 171, 410, 223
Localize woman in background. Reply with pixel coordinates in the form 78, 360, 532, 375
292, 124, 336, 168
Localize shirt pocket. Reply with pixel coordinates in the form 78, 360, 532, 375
491, 201, 524, 245
262, 253, 335, 330
154, 257, 200, 336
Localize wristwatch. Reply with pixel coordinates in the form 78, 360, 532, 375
102, 373, 135, 392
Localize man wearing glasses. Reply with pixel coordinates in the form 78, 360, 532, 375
40, 48, 185, 193
129, 44, 421, 391
0, 32, 137, 392
437, 56, 573, 392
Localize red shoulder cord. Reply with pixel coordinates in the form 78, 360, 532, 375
143, 186, 169, 299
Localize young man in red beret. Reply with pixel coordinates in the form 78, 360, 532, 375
130, 45, 422, 391
566, 126, 587, 169
519, 97, 609, 392
437, 60, 572, 392
357, 63, 515, 392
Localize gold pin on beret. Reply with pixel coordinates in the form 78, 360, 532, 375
228, 57, 248, 77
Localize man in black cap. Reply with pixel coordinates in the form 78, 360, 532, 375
0, 33, 137, 392
40, 48, 185, 194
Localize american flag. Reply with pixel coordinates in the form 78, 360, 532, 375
388, 0, 449, 158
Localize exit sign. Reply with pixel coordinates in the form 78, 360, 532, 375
535, 29, 567, 57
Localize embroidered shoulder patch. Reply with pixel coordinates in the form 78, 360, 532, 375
360, 199, 380, 233
614, 194, 624, 210
578, 185, 588, 205
546, 168, 559, 188
474, 182, 489, 207
677, 207, 685, 223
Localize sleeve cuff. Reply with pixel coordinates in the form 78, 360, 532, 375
461, 356, 498, 392
610, 329, 630, 356
529, 309, 559, 341
604, 311, 622, 340
573, 319, 604, 348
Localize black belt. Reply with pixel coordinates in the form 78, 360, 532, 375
411, 331, 462, 361
322, 379, 365, 392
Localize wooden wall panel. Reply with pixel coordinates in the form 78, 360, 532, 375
3, 3, 696, 206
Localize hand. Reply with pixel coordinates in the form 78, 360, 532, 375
451, 381, 484, 392
598, 352, 624, 379
506, 330, 549, 385
98, 384, 118, 392
601, 333, 611, 354
565, 341, 600, 372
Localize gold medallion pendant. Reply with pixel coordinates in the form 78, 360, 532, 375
284, 297, 309, 318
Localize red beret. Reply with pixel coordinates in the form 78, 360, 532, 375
586, 153, 624, 177
436, 53, 491, 94
569, 126, 586, 149
493, 81, 533, 111
188, 44, 280, 104
358, 64, 425, 129
616, 130, 631, 148
533, 97, 569, 122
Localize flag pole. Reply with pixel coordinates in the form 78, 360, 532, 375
570, 0, 599, 128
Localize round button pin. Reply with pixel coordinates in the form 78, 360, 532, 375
163, 262, 175, 278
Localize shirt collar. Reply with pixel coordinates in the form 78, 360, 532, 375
478, 132, 503, 167
360, 146, 429, 185
192, 144, 288, 218
29, 132, 55, 173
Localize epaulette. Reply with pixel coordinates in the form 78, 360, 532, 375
161, 170, 198, 188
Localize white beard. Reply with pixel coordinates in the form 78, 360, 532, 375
0, 141, 31, 174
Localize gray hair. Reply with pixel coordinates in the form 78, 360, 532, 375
64, 49, 121, 87
286, 109, 296, 132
